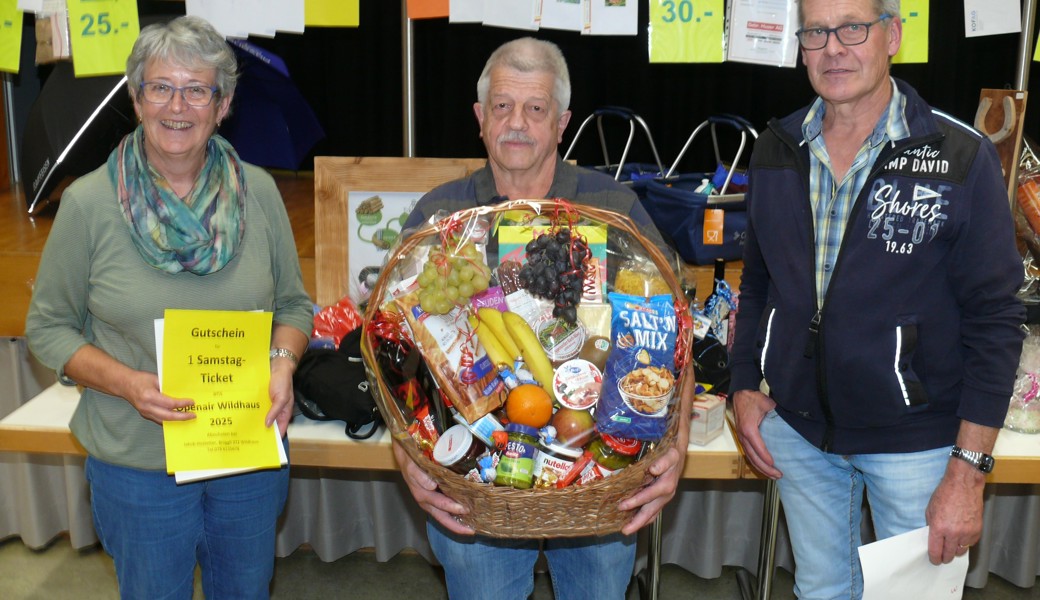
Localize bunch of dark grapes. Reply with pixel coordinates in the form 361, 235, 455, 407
518, 228, 590, 324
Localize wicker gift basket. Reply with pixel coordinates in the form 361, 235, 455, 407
360, 199, 693, 538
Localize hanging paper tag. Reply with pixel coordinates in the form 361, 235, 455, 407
67, 0, 140, 77
703, 208, 724, 245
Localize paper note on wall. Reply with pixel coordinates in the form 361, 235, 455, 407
583, 0, 638, 36
893, 0, 928, 64
66, 0, 140, 77
649, 0, 724, 63
0, 0, 23, 74
964, 0, 1019, 38
408, 0, 449, 20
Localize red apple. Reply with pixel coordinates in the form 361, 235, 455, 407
552, 408, 596, 447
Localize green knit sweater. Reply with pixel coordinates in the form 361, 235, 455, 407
25, 162, 313, 470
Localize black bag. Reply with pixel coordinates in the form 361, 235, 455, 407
293, 328, 382, 439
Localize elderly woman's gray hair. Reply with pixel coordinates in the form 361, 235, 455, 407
126, 16, 238, 99
476, 37, 571, 117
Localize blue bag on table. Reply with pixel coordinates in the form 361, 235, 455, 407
642, 115, 757, 265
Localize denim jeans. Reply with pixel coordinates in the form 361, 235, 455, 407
760, 410, 950, 600
427, 520, 636, 600
85, 453, 290, 600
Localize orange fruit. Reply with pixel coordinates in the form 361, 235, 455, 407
505, 384, 554, 428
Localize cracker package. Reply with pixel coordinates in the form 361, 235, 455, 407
395, 291, 506, 423
595, 293, 679, 440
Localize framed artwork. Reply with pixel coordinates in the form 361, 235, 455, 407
313, 156, 486, 307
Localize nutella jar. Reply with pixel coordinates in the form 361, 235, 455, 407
433, 424, 486, 475
532, 440, 583, 489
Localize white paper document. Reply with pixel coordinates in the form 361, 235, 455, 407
964, 0, 1020, 38
582, 0, 638, 36
540, 0, 583, 32
725, 0, 800, 68
482, 0, 539, 31
450, 0, 484, 23
859, 526, 969, 600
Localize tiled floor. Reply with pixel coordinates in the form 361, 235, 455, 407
0, 536, 1036, 599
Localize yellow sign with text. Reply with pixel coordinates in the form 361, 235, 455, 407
892, 0, 928, 64
67, 0, 140, 77
162, 309, 279, 474
305, 0, 360, 27
650, 0, 724, 63
0, 0, 22, 74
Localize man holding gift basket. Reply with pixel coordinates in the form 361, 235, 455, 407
396, 38, 691, 599
730, 0, 1025, 598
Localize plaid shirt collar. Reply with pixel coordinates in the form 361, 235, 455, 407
800, 78, 910, 305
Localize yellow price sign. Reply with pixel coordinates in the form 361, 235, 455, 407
892, 0, 929, 64
67, 0, 140, 77
649, 0, 724, 64
0, 0, 23, 74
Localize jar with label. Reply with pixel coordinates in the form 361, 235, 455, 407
494, 423, 539, 489
433, 424, 487, 475
532, 440, 583, 488
579, 433, 643, 485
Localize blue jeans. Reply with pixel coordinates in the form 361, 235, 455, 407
760, 411, 949, 600
427, 520, 636, 600
85, 454, 290, 600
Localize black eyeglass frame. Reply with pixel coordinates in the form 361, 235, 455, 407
795, 13, 892, 51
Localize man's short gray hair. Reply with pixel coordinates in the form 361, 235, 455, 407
799, 0, 901, 25
476, 37, 571, 116
126, 16, 238, 100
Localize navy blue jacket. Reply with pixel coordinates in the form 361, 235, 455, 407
730, 79, 1025, 454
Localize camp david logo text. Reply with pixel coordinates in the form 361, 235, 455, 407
883, 144, 950, 174
866, 181, 948, 255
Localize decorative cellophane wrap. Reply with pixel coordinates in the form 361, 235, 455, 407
359, 199, 693, 538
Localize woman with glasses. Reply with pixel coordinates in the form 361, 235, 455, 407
25, 16, 312, 598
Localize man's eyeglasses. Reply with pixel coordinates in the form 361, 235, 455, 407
138, 82, 220, 107
795, 14, 891, 51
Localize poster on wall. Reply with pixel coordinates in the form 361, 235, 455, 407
347, 191, 423, 302
483, 0, 539, 31
725, 0, 799, 68
583, 0, 638, 36
541, 0, 582, 31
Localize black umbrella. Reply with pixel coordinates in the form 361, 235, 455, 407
219, 39, 325, 170
20, 61, 136, 214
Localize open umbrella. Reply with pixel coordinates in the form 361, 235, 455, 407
219, 39, 325, 170
20, 62, 135, 214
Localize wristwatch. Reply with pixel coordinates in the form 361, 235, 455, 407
949, 446, 995, 474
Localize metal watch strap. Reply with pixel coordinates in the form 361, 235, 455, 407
269, 348, 299, 367
950, 445, 995, 473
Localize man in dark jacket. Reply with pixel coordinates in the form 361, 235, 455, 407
730, 1, 1025, 598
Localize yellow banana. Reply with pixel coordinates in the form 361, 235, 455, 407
501, 311, 555, 395
468, 314, 513, 368
477, 307, 521, 360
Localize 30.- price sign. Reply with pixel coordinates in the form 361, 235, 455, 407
649, 0, 724, 64
67, 0, 140, 77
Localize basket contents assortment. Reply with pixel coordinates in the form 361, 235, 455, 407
360, 199, 693, 537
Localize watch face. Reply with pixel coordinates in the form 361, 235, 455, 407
979, 455, 995, 473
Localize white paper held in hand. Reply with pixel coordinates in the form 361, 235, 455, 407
858, 526, 969, 600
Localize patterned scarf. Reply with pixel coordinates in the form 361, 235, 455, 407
108, 126, 247, 275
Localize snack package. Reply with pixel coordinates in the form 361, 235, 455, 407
595, 293, 679, 440
395, 291, 506, 423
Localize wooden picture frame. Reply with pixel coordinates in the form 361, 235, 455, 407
313, 156, 486, 307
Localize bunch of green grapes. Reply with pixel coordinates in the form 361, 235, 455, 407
416, 243, 492, 314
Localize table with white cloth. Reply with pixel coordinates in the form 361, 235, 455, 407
2, 337, 1039, 592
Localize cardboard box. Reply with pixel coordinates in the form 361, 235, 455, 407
690, 393, 725, 445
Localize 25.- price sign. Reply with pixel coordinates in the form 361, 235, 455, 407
649, 0, 724, 64
67, 0, 140, 77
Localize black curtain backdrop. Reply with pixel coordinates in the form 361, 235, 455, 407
138, 1, 1037, 171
